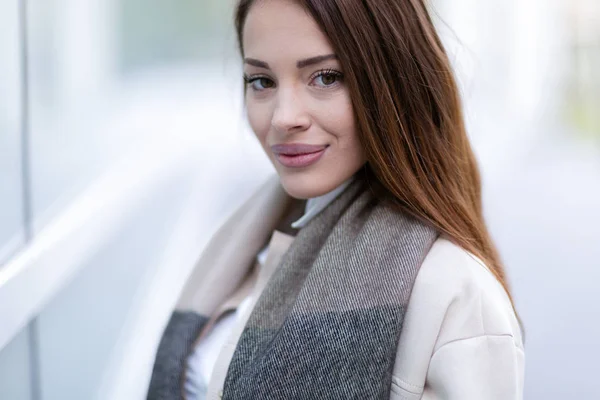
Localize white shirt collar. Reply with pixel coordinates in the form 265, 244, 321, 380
290, 175, 356, 229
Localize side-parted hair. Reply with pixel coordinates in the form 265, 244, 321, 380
235, 0, 517, 311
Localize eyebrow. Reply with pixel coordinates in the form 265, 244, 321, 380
244, 54, 338, 70
296, 54, 337, 68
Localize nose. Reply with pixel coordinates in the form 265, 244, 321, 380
271, 88, 311, 134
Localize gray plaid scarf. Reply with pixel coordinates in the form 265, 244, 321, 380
147, 177, 437, 399
221, 177, 437, 399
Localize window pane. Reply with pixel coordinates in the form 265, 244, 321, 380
117, 0, 234, 72
0, 0, 25, 264
27, 0, 238, 231
0, 326, 33, 400
565, 0, 600, 138
35, 187, 191, 398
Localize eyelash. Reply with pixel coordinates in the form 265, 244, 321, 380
243, 68, 344, 91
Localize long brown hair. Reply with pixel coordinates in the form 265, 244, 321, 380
234, 0, 516, 307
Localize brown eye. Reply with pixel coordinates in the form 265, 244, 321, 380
321, 73, 337, 85
312, 70, 343, 88
245, 76, 275, 91
259, 78, 274, 89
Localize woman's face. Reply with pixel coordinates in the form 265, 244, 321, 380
242, 0, 367, 199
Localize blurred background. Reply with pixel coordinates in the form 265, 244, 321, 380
0, 0, 598, 399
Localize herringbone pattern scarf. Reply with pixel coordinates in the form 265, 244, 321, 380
222, 178, 437, 399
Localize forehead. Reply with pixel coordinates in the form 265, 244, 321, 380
242, 0, 334, 60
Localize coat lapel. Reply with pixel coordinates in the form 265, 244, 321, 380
206, 229, 296, 399
175, 173, 291, 317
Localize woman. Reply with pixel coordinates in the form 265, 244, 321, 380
148, 0, 524, 399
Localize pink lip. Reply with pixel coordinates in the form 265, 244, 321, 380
271, 143, 329, 168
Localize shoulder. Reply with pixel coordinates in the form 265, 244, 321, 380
390, 237, 524, 398
414, 237, 523, 348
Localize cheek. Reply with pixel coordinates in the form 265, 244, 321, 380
246, 100, 271, 144
338, 103, 358, 147
318, 94, 358, 147
318, 94, 366, 168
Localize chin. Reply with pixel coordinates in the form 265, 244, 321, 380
278, 172, 335, 200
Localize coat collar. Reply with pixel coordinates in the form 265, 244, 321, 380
176, 174, 292, 315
